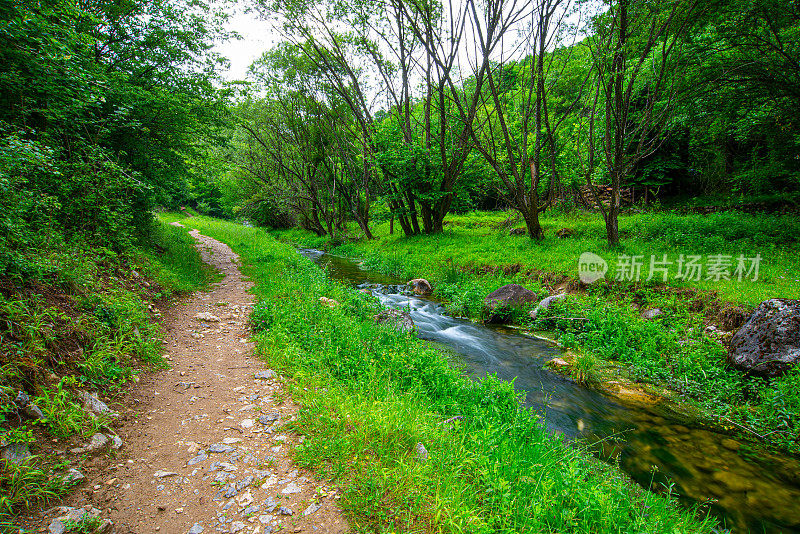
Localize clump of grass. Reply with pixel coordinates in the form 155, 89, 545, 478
141, 218, 220, 295
34, 377, 97, 438
0, 457, 65, 520
573, 352, 598, 384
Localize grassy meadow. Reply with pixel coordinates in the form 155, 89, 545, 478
277, 209, 800, 305
171, 214, 719, 533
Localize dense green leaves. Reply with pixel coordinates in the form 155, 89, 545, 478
0, 0, 229, 278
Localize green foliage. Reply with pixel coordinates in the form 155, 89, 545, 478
0, 0, 229, 279
34, 378, 93, 438
0, 457, 65, 519
180, 215, 718, 534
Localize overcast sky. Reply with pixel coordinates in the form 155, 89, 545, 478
214, 7, 278, 81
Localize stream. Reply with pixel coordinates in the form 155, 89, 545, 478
300, 249, 800, 533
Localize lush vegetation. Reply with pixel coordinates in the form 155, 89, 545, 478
175, 215, 718, 533
222, 0, 800, 248
0, 221, 213, 525
3, 0, 800, 530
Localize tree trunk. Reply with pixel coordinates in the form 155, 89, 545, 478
606, 206, 620, 246
525, 210, 544, 239
407, 192, 421, 235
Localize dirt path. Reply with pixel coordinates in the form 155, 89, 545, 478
41, 227, 349, 534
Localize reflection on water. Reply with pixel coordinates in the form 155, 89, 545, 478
300, 249, 800, 533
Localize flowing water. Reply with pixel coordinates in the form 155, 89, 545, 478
300, 249, 800, 533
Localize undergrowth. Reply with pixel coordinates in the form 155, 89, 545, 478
179, 215, 718, 534
0, 218, 211, 529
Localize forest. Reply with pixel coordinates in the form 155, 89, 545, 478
2, 0, 800, 533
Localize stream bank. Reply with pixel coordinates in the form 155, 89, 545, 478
301, 248, 800, 534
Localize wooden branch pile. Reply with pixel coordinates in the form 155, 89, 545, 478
579, 185, 635, 210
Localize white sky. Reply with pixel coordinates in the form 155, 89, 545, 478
212, 1, 592, 84
214, 6, 278, 81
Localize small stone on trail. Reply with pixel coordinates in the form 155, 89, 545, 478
109, 433, 123, 450
303, 503, 320, 516
208, 443, 235, 453
259, 413, 280, 425
223, 437, 242, 445
48, 519, 66, 534
281, 481, 302, 494
188, 523, 204, 534
70, 433, 110, 455
264, 497, 278, 513
415, 442, 429, 461
278, 506, 293, 516
242, 505, 260, 516
62, 468, 85, 485
255, 370, 276, 380
187, 452, 207, 465
230, 521, 246, 533
153, 470, 179, 478
194, 312, 221, 322
241, 418, 254, 429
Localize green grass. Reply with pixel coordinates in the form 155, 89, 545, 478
277, 209, 800, 305
273, 209, 800, 454
139, 216, 220, 295
174, 215, 718, 534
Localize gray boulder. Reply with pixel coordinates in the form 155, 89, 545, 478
408, 278, 432, 296
529, 293, 568, 321
484, 284, 539, 323
70, 433, 110, 455
374, 309, 415, 333
77, 391, 117, 417
13, 390, 45, 420
641, 308, 663, 321
729, 299, 800, 377
14, 390, 30, 408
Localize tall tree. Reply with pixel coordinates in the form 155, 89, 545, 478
469, 0, 584, 239
583, 0, 700, 246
